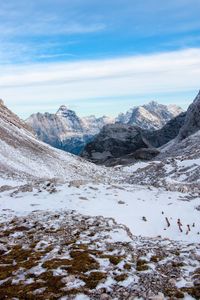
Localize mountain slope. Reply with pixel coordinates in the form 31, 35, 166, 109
178, 90, 200, 141
159, 90, 200, 158
0, 100, 109, 181
125, 133, 200, 194
0, 98, 200, 299
143, 112, 186, 148
27, 106, 114, 155
82, 124, 153, 165
116, 101, 183, 130
82, 112, 186, 165
27, 101, 183, 155
124, 91, 200, 193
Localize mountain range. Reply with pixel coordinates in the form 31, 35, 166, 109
82, 91, 200, 167
0, 93, 200, 299
26, 101, 183, 155
116, 101, 183, 129
0, 99, 107, 181
127, 91, 200, 194
82, 111, 186, 166
26, 105, 114, 155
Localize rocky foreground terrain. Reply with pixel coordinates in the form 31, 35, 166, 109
0, 209, 199, 300
0, 94, 200, 299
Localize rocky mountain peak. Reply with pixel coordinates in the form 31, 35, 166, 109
57, 104, 68, 111
26, 100, 184, 156
178, 91, 200, 141
194, 90, 200, 102
55, 105, 83, 130
116, 101, 183, 130
143, 100, 160, 108
26, 105, 114, 155
56, 105, 72, 116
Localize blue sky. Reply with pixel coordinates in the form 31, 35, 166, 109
0, 0, 200, 117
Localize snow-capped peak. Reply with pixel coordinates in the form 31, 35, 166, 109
116, 101, 183, 130
56, 105, 72, 117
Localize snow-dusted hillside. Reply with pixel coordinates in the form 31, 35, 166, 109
123, 155, 200, 194
0, 100, 111, 182
0, 98, 200, 299
116, 101, 183, 130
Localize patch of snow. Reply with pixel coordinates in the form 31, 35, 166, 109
0, 182, 199, 243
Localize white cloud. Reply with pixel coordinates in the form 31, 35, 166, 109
0, 48, 200, 117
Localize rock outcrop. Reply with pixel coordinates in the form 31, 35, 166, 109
82, 124, 156, 165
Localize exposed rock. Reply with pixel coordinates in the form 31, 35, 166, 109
121, 91, 200, 193
133, 148, 160, 160
116, 101, 183, 130
0, 101, 111, 182
82, 124, 150, 164
159, 91, 200, 160
149, 293, 165, 300
0, 210, 199, 299
178, 91, 200, 140
27, 101, 183, 155
26, 106, 114, 155
143, 112, 186, 148
82, 112, 185, 165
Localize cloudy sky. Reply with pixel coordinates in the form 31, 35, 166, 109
0, 0, 200, 118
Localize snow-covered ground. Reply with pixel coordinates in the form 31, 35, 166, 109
0, 181, 199, 243
121, 158, 200, 194
0, 177, 24, 186
0, 99, 200, 299
0, 181, 199, 299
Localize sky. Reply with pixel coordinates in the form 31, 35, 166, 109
0, 0, 200, 118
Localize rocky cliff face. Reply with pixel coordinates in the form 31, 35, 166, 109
178, 91, 200, 141
116, 101, 183, 130
121, 91, 200, 193
81, 123, 155, 165
82, 112, 186, 166
158, 91, 200, 159
143, 112, 186, 148
26, 106, 114, 155
27, 101, 183, 155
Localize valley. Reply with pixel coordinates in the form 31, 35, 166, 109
0, 92, 200, 299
